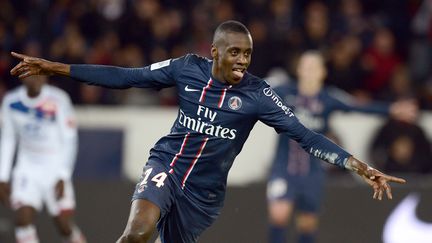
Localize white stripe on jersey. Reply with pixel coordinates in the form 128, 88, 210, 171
181, 137, 209, 189
217, 85, 232, 108
199, 78, 213, 103
169, 132, 191, 173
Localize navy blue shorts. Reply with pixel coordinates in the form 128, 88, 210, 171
132, 161, 221, 243
267, 172, 325, 213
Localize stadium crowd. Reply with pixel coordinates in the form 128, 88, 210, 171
1, 0, 431, 174
1, 0, 431, 108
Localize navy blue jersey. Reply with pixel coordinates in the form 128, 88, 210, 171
70, 54, 351, 205
271, 83, 389, 175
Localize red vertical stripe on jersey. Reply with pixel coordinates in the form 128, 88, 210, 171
217, 85, 232, 108
181, 137, 209, 188
199, 78, 213, 103
169, 132, 190, 173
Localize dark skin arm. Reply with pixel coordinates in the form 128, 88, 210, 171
10, 52, 70, 78
346, 156, 406, 200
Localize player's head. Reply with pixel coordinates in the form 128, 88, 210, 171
211, 20, 253, 85
297, 50, 327, 95
22, 76, 47, 97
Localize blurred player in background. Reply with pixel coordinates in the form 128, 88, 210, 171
9, 20, 405, 243
0, 76, 86, 243
266, 50, 417, 243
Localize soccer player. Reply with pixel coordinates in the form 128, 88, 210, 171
266, 50, 416, 243
9, 20, 405, 243
0, 76, 86, 243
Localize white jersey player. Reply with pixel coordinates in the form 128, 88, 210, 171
0, 76, 86, 243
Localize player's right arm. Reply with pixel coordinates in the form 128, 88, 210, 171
0, 95, 16, 206
10, 52, 70, 77
10, 52, 187, 89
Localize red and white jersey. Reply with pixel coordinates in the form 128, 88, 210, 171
0, 84, 77, 182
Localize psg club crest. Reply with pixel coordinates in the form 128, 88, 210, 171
228, 96, 242, 110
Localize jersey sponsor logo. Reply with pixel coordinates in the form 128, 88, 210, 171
150, 59, 171, 70
383, 193, 432, 243
184, 85, 200, 92
178, 105, 237, 139
197, 105, 217, 121
263, 87, 294, 117
228, 96, 242, 110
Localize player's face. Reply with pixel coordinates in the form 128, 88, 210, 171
212, 32, 253, 85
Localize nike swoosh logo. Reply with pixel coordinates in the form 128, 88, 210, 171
185, 85, 200, 92
383, 193, 432, 243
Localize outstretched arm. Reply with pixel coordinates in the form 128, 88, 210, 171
258, 84, 406, 201
291, 126, 406, 201
10, 52, 70, 78
295, 126, 406, 201
10, 51, 181, 89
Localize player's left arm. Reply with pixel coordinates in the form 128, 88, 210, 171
276, 115, 406, 201
345, 157, 406, 200
258, 84, 406, 200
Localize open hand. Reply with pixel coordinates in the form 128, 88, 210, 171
360, 167, 406, 200
10, 52, 57, 79
347, 157, 406, 200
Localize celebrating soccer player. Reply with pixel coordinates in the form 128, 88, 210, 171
9, 20, 405, 243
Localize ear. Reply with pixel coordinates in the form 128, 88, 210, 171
211, 45, 218, 60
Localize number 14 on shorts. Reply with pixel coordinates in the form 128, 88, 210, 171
137, 168, 168, 193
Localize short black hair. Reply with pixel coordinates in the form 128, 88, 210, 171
212, 20, 250, 44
